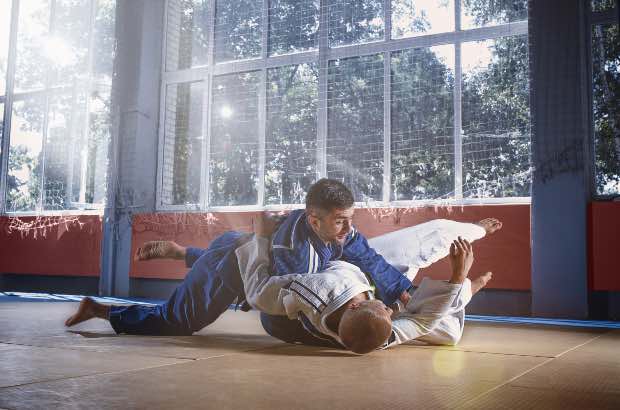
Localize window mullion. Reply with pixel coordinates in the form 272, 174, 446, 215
382, 0, 391, 203
257, 0, 269, 206
203, 0, 216, 210
0, 0, 20, 214
317, 0, 329, 179
454, 0, 463, 199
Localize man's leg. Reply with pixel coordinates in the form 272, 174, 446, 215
368, 218, 502, 280
260, 313, 341, 348
415, 271, 492, 345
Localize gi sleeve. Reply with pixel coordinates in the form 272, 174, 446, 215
342, 230, 413, 306
185, 247, 207, 268
385, 278, 463, 348
235, 236, 305, 316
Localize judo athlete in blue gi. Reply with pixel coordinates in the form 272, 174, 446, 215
64, 179, 414, 337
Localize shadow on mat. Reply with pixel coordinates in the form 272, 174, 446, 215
67, 330, 119, 338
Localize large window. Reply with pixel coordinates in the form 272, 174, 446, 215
0, 0, 116, 213
591, 1, 620, 196
160, 0, 530, 209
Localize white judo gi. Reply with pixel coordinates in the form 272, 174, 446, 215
236, 219, 486, 349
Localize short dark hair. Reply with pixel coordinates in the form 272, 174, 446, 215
305, 178, 354, 213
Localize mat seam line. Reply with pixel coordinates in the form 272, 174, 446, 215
457, 333, 607, 408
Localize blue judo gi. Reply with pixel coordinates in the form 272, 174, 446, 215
109, 210, 411, 341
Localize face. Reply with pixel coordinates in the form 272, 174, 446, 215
308, 206, 354, 245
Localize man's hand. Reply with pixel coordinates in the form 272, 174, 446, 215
399, 290, 411, 306
448, 237, 474, 284
252, 212, 282, 238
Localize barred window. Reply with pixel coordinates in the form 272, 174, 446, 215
159, 0, 530, 209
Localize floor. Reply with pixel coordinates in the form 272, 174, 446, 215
1, 300, 619, 410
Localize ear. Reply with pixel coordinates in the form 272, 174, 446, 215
307, 212, 320, 232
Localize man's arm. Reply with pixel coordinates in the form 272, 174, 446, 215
235, 235, 305, 316
342, 232, 412, 306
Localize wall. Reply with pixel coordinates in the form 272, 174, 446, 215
0, 215, 102, 277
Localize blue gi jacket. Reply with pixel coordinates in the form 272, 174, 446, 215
270, 209, 411, 306
184, 209, 411, 306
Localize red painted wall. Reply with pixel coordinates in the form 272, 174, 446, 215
0, 215, 102, 277
130, 205, 532, 290
589, 202, 620, 291
0, 203, 615, 292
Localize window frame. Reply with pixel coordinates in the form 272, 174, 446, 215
157, 0, 530, 211
589, 2, 620, 199
0, 0, 109, 215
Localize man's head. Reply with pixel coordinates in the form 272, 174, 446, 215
305, 179, 355, 245
338, 299, 393, 354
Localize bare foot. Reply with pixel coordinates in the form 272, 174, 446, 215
476, 218, 503, 235
135, 241, 186, 261
471, 272, 493, 295
65, 297, 110, 327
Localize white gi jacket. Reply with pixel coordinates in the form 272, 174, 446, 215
236, 235, 473, 349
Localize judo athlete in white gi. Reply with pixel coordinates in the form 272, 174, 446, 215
236, 219, 491, 353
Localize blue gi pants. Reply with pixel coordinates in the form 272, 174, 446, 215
109, 232, 249, 335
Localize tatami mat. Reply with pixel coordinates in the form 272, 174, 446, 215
0, 301, 619, 409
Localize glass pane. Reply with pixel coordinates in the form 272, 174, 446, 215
328, 0, 384, 47
592, 24, 620, 195
266, 63, 318, 205
0, 0, 12, 95
210, 71, 260, 206
14, 0, 50, 93
392, 0, 454, 39
43, 91, 88, 210
391, 45, 455, 201
0, 103, 4, 165
214, 0, 262, 62
85, 83, 111, 205
162, 82, 204, 206
47, 0, 92, 88
7, 97, 45, 212
268, 0, 319, 56
93, 0, 116, 82
166, 0, 209, 71
461, 36, 531, 198
327, 54, 384, 201
591, 0, 616, 12
462, 0, 528, 30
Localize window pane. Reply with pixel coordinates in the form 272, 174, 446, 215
214, 0, 262, 62
166, 0, 209, 71
392, 0, 454, 39
462, 0, 527, 30
93, 0, 116, 81
14, 0, 50, 93
210, 72, 260, 206
162, 82, 204, 206
7, 97, 45, 212
266, 63, 318, 204
592, 24, 620, 195
0, 0, 12, 95
328, 0, 384, 47
327, 54, 383, 201
85, 84, 110, 205
461, 36, 531, 198
47, 0, 92, 88
591, 0, 616, 12
42, 91, 86, 210
268, 0, 319, 56
391, 45, 454, 201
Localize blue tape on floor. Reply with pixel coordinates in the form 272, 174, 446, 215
1, 292, 618, 329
